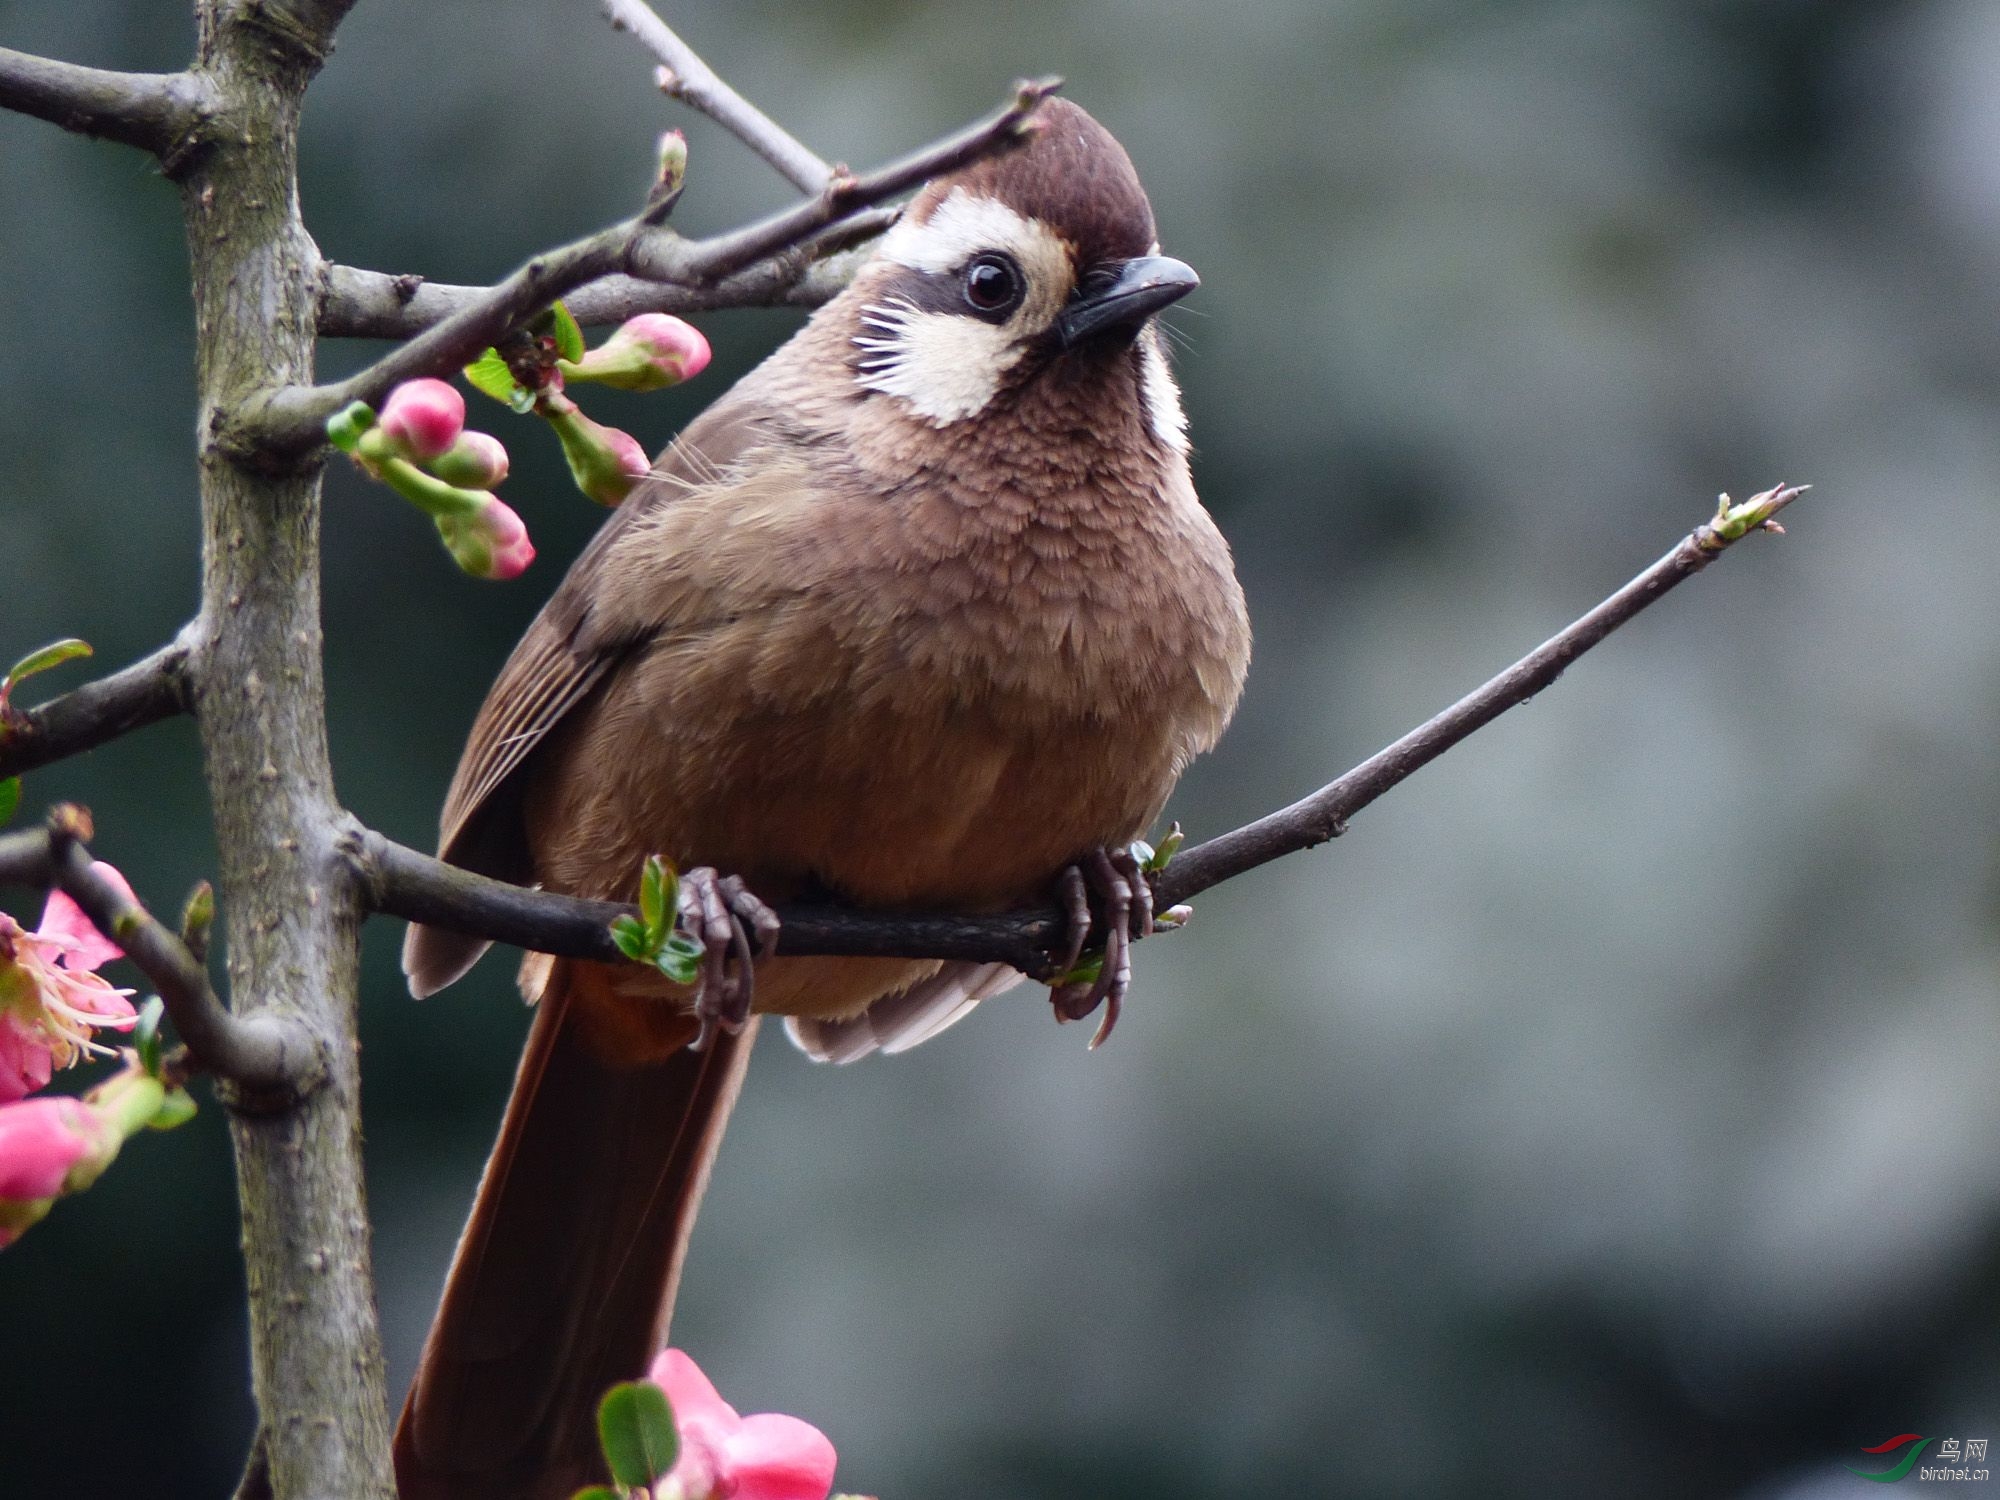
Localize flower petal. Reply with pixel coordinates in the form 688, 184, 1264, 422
723, 1414, 838, 1500
647, 1347, 739, 1430
36, 861, 137, 971
0, 1015, 54, 1105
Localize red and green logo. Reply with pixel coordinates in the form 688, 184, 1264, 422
1846, 1434, 1932, 1483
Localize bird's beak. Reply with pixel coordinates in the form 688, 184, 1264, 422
1057, 255, 1200, 348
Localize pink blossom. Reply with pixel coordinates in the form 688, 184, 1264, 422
0, 1095, 111, 1246
0, 864, 139, 1102
378, 378, 466, 461
647, 1348, 837, 1500
436, 495, 535, 580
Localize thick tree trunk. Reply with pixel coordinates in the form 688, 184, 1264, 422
180, 5, 393, 1497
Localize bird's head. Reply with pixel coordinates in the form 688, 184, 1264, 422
840, 97, 1195, 451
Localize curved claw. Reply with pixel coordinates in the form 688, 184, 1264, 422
678, 867, 778, 1051
1047, 845, 1156, 1047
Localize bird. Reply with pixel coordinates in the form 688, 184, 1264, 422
393, 96, 1251, 1500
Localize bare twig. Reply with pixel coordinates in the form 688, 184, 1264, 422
0, 636, 194, 781
1151, 484, 1809, 908
350, 488, 1805, 981
627, 77, 1058, 284
0, 46, 214, 165
315, 225, 885, 340
0, 809, 323, 1102
241, 81, 1055, 460
600, 0, 832, 192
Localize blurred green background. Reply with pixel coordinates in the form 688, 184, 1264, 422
5, 1, 1999, 1495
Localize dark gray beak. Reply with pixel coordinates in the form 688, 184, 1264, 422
1056, 255, 1200, 347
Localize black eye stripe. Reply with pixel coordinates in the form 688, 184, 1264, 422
861, 254, 1030, 338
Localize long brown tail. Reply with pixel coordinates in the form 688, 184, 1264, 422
395, 961, 757, 1500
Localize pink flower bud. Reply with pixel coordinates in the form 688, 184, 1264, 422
377, 378, 466, 461
0, 1095, 109, 1247
563, 315, 711, 393
545, 399, 653, 505
620, 314, 710, 384
436, 495, 535, 580
646, 1348, 838, 1500
427, 429, 511, 489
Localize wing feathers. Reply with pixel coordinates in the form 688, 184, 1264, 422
403, 394, 780, 997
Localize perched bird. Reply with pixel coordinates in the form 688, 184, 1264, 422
395, 96, 1251, 1500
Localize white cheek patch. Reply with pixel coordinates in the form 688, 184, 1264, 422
859, 189, 1077, 426
854, 296, 1021, 425
1137, 325, 1190, 453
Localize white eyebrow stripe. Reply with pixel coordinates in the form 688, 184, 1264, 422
879, 188, 1045, 273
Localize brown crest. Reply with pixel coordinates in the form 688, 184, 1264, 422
910, 97, 1158, 268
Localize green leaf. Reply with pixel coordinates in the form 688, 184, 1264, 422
148, 1086, 198, 1131
653, 934, 703, 986
1053, 952, 1104, 989
0, 777, 19, 827
639, 854, 671, 939
1142, 822, 1183, 874
4, 637, 92, 691
464, 349, 525, 407
597, 1379, 678, 1489
546, 301, 586, 364
609, 915, 652, 961
134, 997, 165, 1078
570, 1489, 622, 1500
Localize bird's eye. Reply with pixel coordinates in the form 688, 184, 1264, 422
962, 252, 1024, 318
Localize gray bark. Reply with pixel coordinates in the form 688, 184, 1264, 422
180, 5, 394, 1496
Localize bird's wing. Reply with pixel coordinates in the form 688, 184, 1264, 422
403, 391, 779, 996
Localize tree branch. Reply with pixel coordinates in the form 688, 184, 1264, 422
625, 76, 1058, 285
0, 46, 214, 164
1151, 485, 1807, 907
349, 487, 1806, 982
315, 226, 884, 340
600, 0, 832, 192
349, 827, 1062, 978
0, 808, 323, 1103
238, 79, 1058, 462
0, 636, 194, 780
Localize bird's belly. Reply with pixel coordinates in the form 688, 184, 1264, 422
528, 648, 1179, 915
683, 691, 1176, 909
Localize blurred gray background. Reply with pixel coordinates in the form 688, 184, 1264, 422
4, 1, 1998, 1495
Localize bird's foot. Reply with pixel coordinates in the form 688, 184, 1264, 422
679, 868, 781, 1051
1048, 846, 1155, 1048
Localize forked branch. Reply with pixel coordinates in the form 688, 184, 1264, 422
600, 0, 832, 191
0, 809, 322, 1102
245, 82, 1056, 461
316, 220, 886, 340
